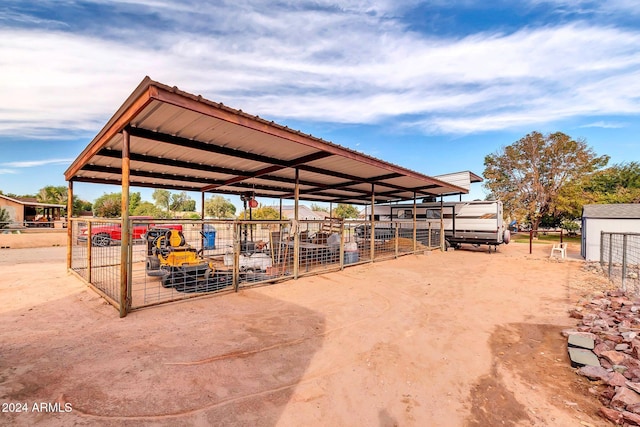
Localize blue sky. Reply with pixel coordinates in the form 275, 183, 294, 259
1, 0, 639, 210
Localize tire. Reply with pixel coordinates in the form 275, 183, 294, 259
92, 233, 111, 247
146, 256, 160, 271
503, 229, 511, 244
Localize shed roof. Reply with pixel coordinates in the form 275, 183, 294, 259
582, 204, 640, 219
65, 77, 469, 205
0, 194, 65, 209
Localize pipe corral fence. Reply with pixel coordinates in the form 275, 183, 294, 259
600, 232, 640, 294
68, 217, 444, 315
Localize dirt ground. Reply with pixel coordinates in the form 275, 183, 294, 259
0, 235, 616, 426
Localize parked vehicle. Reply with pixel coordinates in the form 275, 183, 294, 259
359, 200, 510, 250
77, 216, 182, 247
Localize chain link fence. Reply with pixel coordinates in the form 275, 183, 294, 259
600, 232, 640, 294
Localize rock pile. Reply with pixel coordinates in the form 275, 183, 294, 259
566, 290, 640, 425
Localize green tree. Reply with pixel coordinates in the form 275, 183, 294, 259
72, 198, 92, 216
129, 192, 141, 214
92, 192, 121, 218
0, 207, 10, 228
310, 203, 329, 213
483, 131, 608, 232
332, 203, 359, 219
204, 196, 236, 218
584, 162, 640, 204
170, 191, 196, 212
152, 189, 171, 213
238, 205, 280, 220
35, 185, 95, 217
131, 201, 165, 217
36, 185, 66, 205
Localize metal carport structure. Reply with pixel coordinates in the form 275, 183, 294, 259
64, 76, 469, 316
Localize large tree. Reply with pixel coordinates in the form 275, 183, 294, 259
332, 203, 359, 219
152, 189, 171, 213
483, 131, 609, 231
204, 196, 236, 219
92, 192, 122, 218
92, 191, 144, 217
238, 206, 280, 220
36, 185, 66, 205
584, 162, 640, 204
170, 191, 196, 212
36, 185, 92, 216
310, 203, 329, 213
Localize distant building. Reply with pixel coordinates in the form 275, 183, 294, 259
279, 205, 327, 220
0, 194, 65, 228
581, 204, 640, 261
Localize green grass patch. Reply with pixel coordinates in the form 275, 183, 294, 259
512, 232, 581, 245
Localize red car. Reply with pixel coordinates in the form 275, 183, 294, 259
78, 216, 182, 247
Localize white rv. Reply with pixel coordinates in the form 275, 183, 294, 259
360, 200, 510, 249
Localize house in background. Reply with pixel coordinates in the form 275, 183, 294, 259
279, 205, 328, 220
0, 194, 66, 228
581, 204, 640, 261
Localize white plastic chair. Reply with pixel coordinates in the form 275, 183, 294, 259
550, 242, 567, 259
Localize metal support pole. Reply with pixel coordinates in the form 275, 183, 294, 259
87, 222, 92, 283
530, 230, 533, 254
233, 222, 240, 291
201, 192, 206, 251
413, 193, 417, 253
339, 222, 345, 270
622, 234, 628, 292
120, 128, 131, 318
66, 181, 73, 269
395, 223, 399, 258
440, 196, 445, 251
609, 233, 613, 279
293, 168, 300, 279
600, 232, 604, 269
370, 184, 375, 262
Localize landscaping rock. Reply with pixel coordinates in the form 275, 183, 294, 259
611, 386, 640, 411
627, 403, 640, 415
600, 406, 623, 424
568, 290, 640, 418
623, 410, 640, 426
601, 350, 627, 366
569, 348, 601, 368
578, 365, 611, 382
607, 372, 628, 387
568, 333, 596, 350
627, 382, 640, 395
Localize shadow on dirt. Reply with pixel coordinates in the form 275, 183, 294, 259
465, 323, 602, 427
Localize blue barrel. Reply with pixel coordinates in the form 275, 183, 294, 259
203, 224, 216, 249
344, 251, 359, 264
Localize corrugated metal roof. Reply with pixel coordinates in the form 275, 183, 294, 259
582, 204, 640, 219
65, 76, 470, 204
0, 194, 65, 209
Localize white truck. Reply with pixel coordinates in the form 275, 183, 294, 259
359, 200, 510, 250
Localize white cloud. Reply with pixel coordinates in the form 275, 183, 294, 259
1, 158, 75, 168
579, 121, 627, 129
0, 169, 17, 175
527, 0, 640, 15
1, 3, 640, 137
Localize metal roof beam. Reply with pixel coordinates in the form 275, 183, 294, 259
97, 148, 247, 177
201, 151, 334, 191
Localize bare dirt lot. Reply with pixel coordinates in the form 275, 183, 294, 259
0, 237, 615, 426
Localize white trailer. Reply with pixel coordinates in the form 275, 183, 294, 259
361, 200, 510, 250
